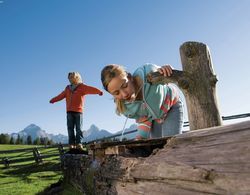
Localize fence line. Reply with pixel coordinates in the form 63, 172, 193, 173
0, 144, 68, 154
0, 145, 64, 167
1, 113, 249, 166
222, 113, 250, 121
87, 113, 250, 144
1, 113, 250, 153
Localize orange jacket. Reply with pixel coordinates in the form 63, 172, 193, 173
50, 83, 102, 113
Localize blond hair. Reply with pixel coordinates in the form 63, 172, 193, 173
68, 72, 83, 85
101, 64, 127, 115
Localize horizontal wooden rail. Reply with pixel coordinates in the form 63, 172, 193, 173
86, 113, 250, 144
0, 146, 63, 167
0, 144, 68, 154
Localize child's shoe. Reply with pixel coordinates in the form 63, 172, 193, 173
75, 144, 88, 155
76, 144, 84, 151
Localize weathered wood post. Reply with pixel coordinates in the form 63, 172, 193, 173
148, 41, 222, 130
33, 147, 43, 164
58, 144, 65, 156
2, 157, 10, 168
180, 41, 222, 130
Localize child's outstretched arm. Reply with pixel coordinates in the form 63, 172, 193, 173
49, 90, 66, 104
82, 84, 103, 96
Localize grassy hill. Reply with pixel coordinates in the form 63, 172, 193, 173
0, 144, 39, 150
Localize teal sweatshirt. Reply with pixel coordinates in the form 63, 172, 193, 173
123, 63, 179, 139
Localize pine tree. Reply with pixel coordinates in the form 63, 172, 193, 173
0, 134, 4, 144
9, 136, 14, 144
27, 135, 32, 145
19, 137, 23, 145
47, 139, 54, 146
15, 134, 21, 144
0, 134, 10, 144
33, 137, 41, 145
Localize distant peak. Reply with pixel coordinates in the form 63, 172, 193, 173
27, 123, 37, 127
24, 124, 41, 130
90, 124, 99, 130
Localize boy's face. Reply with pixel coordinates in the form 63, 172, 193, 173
68, 74, 78, 85
107, 74, 136, 102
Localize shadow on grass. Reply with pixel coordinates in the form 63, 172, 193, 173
36, 178, 83, 195
4, 161, 62, 182
7, 161, 60, 173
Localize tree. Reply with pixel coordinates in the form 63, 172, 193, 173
0, 134, 4, 144
27, 135, 32, 145
33, 137, 41, 145
0, 134, 10, 144
9, 136, 14, 144
15, 134, 21, 144
19, 137, 23, 145
47, 139, 54, 146
40, 137, 45, 145
40, 137, 50, 146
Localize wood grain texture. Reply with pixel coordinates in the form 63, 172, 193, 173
148, 41, 222, 131
114, 121, 250, 194
63, 121, 250, 194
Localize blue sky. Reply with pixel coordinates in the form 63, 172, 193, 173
0, 0, 250, 135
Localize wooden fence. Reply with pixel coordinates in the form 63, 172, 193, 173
0, 144, 66, 167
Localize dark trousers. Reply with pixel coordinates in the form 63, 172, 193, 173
67, 112, 83, 145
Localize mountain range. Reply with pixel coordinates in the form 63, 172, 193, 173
9, 123, 138, 144
10, 124, 68, 144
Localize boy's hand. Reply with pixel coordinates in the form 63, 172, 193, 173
157, 64, 173, 77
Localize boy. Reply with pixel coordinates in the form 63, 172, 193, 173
50, 72, 103, 150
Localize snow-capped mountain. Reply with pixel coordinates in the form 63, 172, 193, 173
82, 124, 138, 142
11, 124, 68, 144
18, 124, 48, 140
82, 124, 113, 143
9, 123, 138, 144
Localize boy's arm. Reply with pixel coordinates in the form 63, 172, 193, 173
82, 84, 103, 96
49, 90, 66, 104
135, 117, 153, 140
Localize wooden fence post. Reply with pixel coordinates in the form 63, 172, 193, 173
2, 157, 10, 168
180, 41, 222, 130
147, 41, 222, 130
33, 147, 43, 164
58, 144, 65, 156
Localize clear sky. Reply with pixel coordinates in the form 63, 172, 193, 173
0, 0, 250, 135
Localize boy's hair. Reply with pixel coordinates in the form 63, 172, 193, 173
68, 72, 82, 84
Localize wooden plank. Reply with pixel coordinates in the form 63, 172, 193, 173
89, 137, 170, 149
119, 120, 250, 194
89, 137, 170, 160
62, 120, 250, 194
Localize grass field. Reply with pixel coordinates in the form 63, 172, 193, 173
0, 144, 65, 195
0, 144, 42, 151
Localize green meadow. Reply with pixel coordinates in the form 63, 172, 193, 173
0, 144, 64, 195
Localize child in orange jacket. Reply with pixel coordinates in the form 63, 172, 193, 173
50, 72, 103, 150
